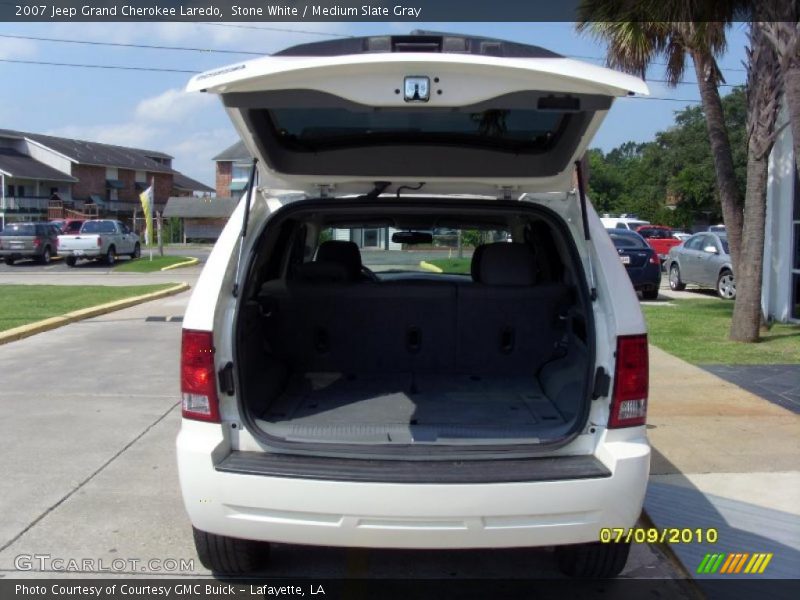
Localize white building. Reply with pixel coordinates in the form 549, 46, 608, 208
763, 103, 799, 323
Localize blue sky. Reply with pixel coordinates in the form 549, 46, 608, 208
0, 21, 751, 187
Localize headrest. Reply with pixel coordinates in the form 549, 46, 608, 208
470, 244, 486, 282
473, 243, 537, 286
294, 261, 349, 283
316, 240, 362, 281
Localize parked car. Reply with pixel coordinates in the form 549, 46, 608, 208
665, 232, 735, 299
599, 215, 650, 231
634, 225, 682, 263
672, 231, 691, 242
57, 219, 140, 267
177, 33, 651, 579
707, 224, 726, 233
606, 229, 661, 300
49, 219, 84, 235
0, 222, 60, 265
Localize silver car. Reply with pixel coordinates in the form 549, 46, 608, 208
665, 232, 735, 299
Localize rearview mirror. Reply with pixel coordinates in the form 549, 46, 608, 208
703, 245, 718, 254
392, 231, 433, 245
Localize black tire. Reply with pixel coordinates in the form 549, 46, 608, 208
668, 263, 686, 291
65, 256, 77, 267
105, 246, 116, 266
3, 257, 14, 266
39, 246, 51, 265
642, 288, 659, 300
192, 527, 269, 574
555, 541, 631, 578
130, 242, 141, 259
717, 269, 736, 300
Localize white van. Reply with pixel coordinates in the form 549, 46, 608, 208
599, 216, 651, 231
177, 33, 651, 578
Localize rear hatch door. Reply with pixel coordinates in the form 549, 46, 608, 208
0, 224, 36, 252
188, 33, 648, 197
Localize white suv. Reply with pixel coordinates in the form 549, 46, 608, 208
177, 33, 651, 578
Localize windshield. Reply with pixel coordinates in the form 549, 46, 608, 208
317, 227, 511, 275
608, 232, 648, 249
0, 223, 35, 236
81, 221, 116, 234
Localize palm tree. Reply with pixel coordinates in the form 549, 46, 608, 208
576, 6, 744, 274
730, 21, 783, 342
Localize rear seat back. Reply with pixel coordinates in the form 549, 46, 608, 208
259, 242, 570, 377
457, 243, 569, 375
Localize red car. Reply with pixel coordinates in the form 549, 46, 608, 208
635, 225, 682, 263
49, 219, 84, 235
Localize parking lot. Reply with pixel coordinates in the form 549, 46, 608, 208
0, 264, 696, 589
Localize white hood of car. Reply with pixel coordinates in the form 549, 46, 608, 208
190, 39, 648, 197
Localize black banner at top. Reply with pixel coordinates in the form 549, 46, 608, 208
2, 0, 582, 22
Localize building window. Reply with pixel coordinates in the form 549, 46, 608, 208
231, 164, 250, 181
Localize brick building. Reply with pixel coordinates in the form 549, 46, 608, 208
213, 140, 251, 197
0, 128, 212, 228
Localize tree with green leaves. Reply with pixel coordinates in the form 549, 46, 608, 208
576, 4, 744, 276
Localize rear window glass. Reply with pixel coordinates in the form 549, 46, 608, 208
609, 232, 648, 248
267, 108, 568, 153
65, 222, 82, 233
0, 224, 35, 236
81, 221, 116, 234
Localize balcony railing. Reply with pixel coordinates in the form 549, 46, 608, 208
0, 196, 52, 212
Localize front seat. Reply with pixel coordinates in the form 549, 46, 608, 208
315, 240, 364, 282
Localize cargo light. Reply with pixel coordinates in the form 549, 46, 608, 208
608, 334, 648, 428
181, 329, 220, 423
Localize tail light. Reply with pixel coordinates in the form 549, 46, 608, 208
33, 238, 41, 247
608, 334, 648, 428
181, 329, 220, 423
649, 255, 659, 265
97, 237, 103, 247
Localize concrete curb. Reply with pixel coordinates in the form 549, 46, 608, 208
419, 260, 443, 273
0, 283, 190, 346
161, 257, 199, 271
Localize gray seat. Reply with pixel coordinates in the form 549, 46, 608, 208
457, 243, 569, 375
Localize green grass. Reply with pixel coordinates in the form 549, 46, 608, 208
425, 257, 472, 274
642, 299, 800, 364
0, 284, 173, 332
114, 255, 194, 272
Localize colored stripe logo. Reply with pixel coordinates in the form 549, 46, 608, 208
697, 552, 773, 574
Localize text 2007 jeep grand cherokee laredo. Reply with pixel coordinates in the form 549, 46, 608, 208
176, 33, 651, 578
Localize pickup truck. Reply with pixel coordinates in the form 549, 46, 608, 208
57, 219, 141, 267
635, 225, 682, 263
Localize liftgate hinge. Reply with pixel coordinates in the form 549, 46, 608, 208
591, 367, 610, 400
218, 362, 235, 396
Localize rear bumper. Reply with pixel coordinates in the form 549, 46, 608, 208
177, 424, 650, 549
59, 249, 102, 258
0, 249, 39, 258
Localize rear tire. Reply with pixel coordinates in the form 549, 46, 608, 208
192, 527, 269, 574
668, 263, 686, 291
717, 269, 736, 300
105, 246, 116, 266
39, 246, 51, 265
3, 257, 14, 266
65, 256, 77, 267
555, 541, 631, 578
130, 242, 141, 259
642, 288, 659, 300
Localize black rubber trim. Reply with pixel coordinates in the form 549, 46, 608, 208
216, 451, 610, 484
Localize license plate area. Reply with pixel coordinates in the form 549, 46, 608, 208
73, 250, 84, 256
620, 255, 631, 265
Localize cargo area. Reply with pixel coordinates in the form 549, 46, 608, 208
235, 200, 594, 455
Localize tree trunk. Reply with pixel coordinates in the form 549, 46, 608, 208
783, 64, 800, 175
729, 155, 769, 342
691, 51, 744, 274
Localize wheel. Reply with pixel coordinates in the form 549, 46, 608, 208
192, 527, 269, 574
668, 263, 686, 291
39, 246, 51, 265
105, 246, 116, 266
642, 288, 659, 300
65, 256, 77, 267
555, 541, 631, 578
130, 242, 141, 259
717, 269, 736, 300
3, 257, 14, 266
